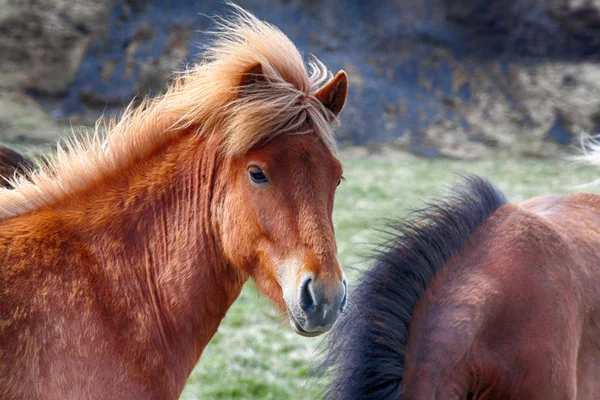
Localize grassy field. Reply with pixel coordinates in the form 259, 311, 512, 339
180, 149, 600, 400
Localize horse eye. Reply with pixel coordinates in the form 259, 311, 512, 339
337, 179, 341, 187
249, 166, 269, 184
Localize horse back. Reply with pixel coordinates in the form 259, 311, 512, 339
518, 192, 600, 399
405, 194, 600, 399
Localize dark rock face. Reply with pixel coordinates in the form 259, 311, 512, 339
0, 0, 114, 96
4, 0, 600, 157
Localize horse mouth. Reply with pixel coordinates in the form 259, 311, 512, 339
287, 308, 325, 337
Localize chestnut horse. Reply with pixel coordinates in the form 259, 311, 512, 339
325, 168, 600, 399
0, 145, 33, 188
0, 7, 348, 400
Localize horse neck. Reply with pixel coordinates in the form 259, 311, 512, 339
64, 133, 246, 379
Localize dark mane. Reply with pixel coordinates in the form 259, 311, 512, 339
0, 145, 34, 189
322, 175, 508, 399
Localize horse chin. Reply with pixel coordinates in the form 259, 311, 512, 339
288, 308, 326, 337
291, 318, 324, 337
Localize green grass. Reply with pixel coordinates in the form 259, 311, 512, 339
180, 151, 600, 399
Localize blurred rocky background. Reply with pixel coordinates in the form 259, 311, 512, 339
2, 0, 600, 158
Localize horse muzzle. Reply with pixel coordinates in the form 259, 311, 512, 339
287, 275, 348, 337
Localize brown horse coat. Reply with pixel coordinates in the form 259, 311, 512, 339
0, 6, 348, 400
404, 191, 600, 399
325, 174, 600, 399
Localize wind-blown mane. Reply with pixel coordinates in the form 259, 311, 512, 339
0, 4, 335, 220
322, 176, 507, 399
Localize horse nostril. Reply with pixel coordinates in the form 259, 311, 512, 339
295, 277, 346, 332
299, 277, 315, 313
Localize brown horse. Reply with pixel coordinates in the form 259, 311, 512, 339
324, 164, 600, 398
0, 6, 348, 400
0, 145, 34, 188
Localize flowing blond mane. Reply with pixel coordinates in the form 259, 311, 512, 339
0, 4, 336, 220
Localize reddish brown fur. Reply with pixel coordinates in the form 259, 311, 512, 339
404, 193, 600, 399
0, 7, 349, 399
0, 127, 344, 399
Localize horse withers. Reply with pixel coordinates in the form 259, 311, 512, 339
0, 6, 347, 400
325, 155, 600, 399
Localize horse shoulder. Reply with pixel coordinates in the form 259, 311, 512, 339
465, 200, 594, 397
408, 204, 586, 397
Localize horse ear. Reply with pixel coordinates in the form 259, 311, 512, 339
239, 62, 264, 88
315, 70, 348, 120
